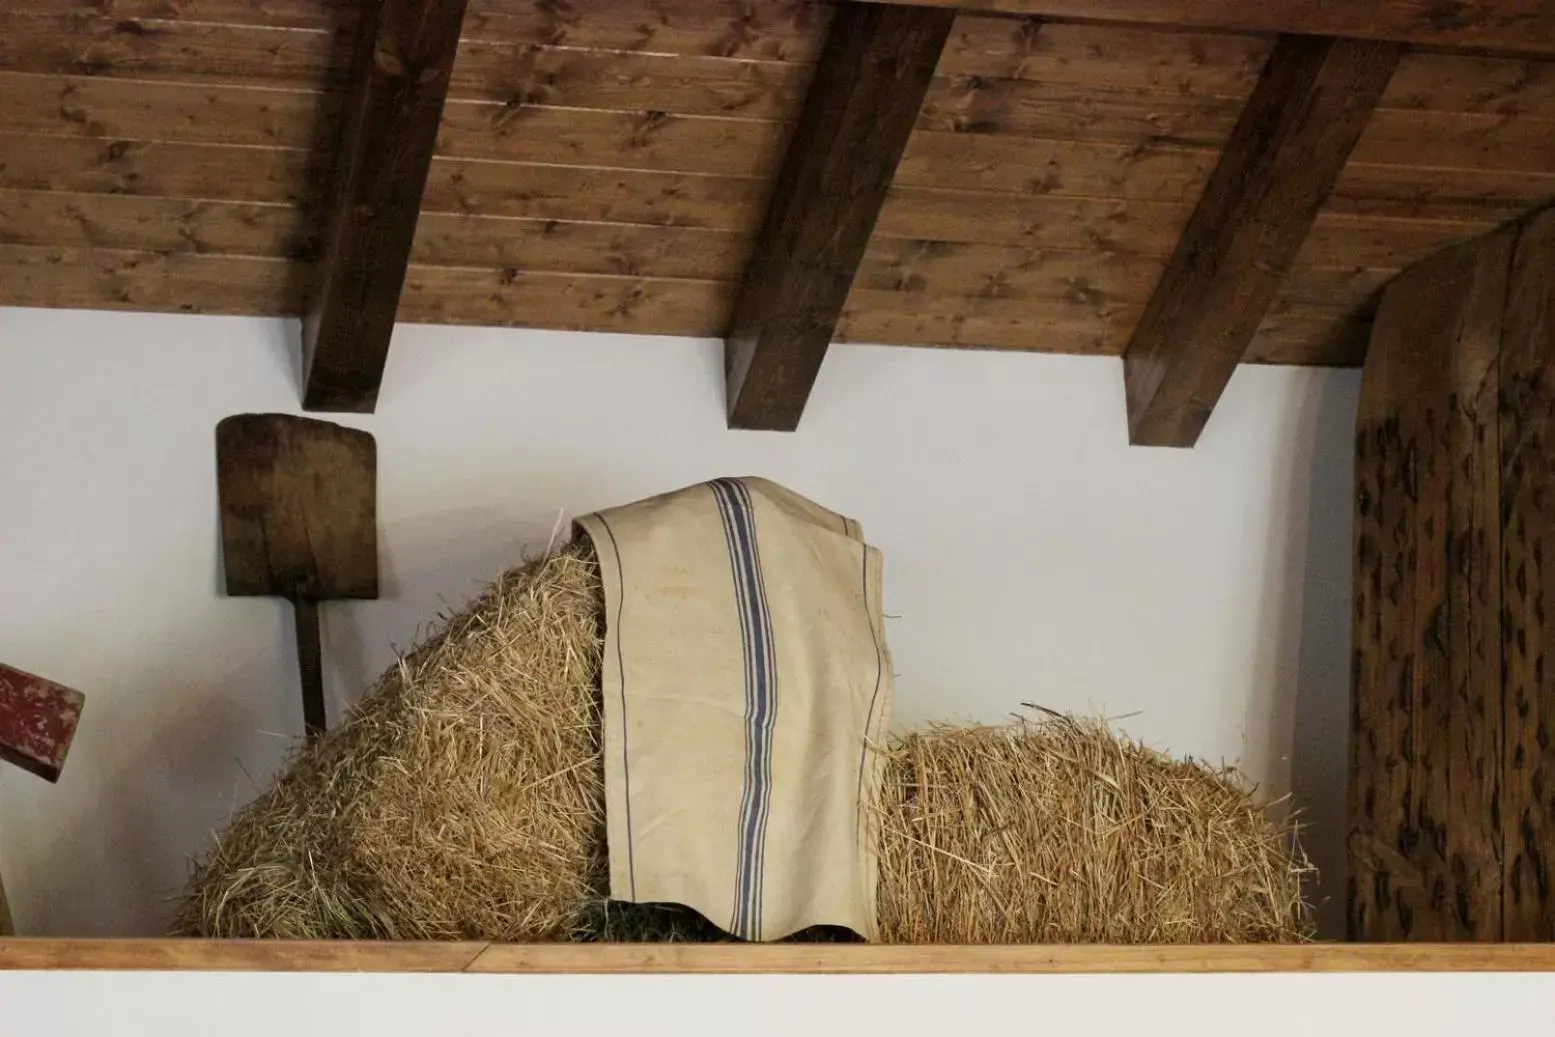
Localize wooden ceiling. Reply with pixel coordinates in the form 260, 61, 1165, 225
1, 0, 1553, 435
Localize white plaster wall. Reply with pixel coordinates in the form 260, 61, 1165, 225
0, 306, 1359, 936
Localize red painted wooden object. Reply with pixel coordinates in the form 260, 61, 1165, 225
0, 663, 85, 783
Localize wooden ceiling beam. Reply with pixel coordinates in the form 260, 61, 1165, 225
1122, 36, 1401, 447
301, 0, 469, 413
852, 0, 1555, 54
724, 3, 954, 431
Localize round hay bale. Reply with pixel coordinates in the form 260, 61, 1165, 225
179, 542, 1310, 942
876, 722, 1310, 943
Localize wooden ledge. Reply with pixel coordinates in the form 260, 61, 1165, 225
3, 940, 1555, 973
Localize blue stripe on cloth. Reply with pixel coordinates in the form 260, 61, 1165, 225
709, 477, 777, 941
729, 478, 777, 931
709, 480, 757, 937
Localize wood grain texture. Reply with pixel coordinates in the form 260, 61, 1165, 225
916, 78, 1241, 147
1, 131, 1541, 231
216, 414, 379, 602
1355, 110, 1555, 176
410, 213, 749, 280
1296, 215, 1498, 270
302, 0, 470, 413
838, 291, 1140, 353
1327, 165, 1555, 224
936, 19, 1270, 97
1383, 52, 1555, 116
855, 241, 1164, 301
0, 72, 327, 147
1122, 36, 1400, 447
0, 243, 304, 313
0, 188, 306, 258
397, 266, 733, 334
857, 0, 1555, 53
895, 132, 1218, 201
878, 190, 1192, 252
1500, 207, 1555, 941
459, 0, 829, 59
5, 939, 1555, 973
0, 938, 487, 972
0, 135, 314, 205
724, 2, 953, 430
0, 4, 1550, 367
217, 412, 377, 742
1244, 311, 1373, 366
435, 103, 789, 176
1349, 229, 1514, 942
15, 0, 829, 54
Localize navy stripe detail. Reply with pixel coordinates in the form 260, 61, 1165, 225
596, 515, 637, 900
731, 478, 777, 934
709, 481, 758, 937
710, 477, 778, 941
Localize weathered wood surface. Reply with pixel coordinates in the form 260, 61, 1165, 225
0, 3, 1552, 368
1501, 208, 1555, 941
858, 0, 1555, 53
302, 0, 470, 412
1122, 36, 1400, 447
216, 413, 378, 740
0, 663, 85, 783
724, 2, 953, 430
1350, 206, 1555, 943
1350, 229, 1513, 942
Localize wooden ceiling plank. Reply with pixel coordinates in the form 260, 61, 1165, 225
937, 17, 1271, 97
854, 240, 1166, 300
15, 0, 828, 49
855, 0, 1555, 54
398, 265, 734, 335
458, 0, 831, 59
0, 187, 306, 259
0, 242, 304, 314
838, 290, 1140, 353
0, 135, 313, 205
301, 0, 470, 413
0, 72, 323, 148
1383, 52, 1555, 115
878, 189, 1193, 251
420, 160, 766, 229
1122, 36, 1401, 448
1243, 311, 1373, 366
1353, 108, 1555, 175
15, 0, 346, 31
894, 131, 1219, 202
915, 77, 1243, 148
410, 213, 751, 280
0, 13, 819, 116
434, 103, 789, 177
724, 2, 953, 430
1299, 212, 1499, 268
1328, 164, 1555, 223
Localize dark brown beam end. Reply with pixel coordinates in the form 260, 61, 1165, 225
301, 0, 470, 413
725, 3, 953, 431
1122, 35, 1400, 448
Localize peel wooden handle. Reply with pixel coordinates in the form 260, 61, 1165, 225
292, 599, 326, 745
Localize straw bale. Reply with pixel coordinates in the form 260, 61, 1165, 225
179, 542, 1310, 943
